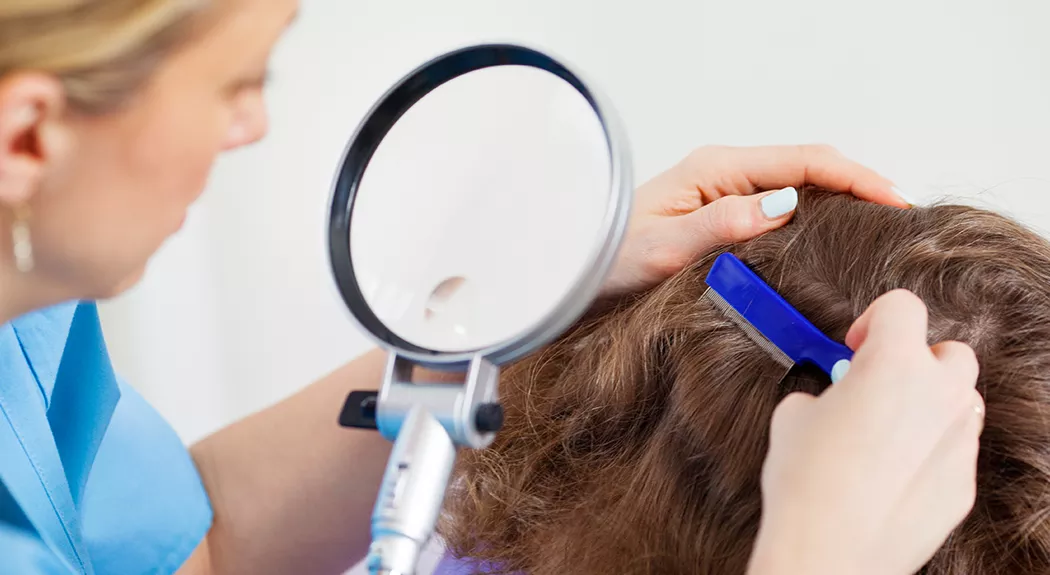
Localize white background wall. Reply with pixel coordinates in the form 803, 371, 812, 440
96, 0, 1050, 572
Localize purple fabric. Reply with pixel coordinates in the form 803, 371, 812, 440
432, 554, 521, 575
432, 554, 474, 575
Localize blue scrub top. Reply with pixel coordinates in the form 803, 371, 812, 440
0, 302, 213, 574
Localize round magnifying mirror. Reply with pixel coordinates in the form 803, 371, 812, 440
329, 44, 632, 369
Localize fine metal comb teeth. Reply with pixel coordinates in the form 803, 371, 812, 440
702, 253, 854, 383
702, 286, 795, 371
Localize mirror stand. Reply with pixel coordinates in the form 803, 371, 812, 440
339, 355, 504, 574
340, 354, 503, 447
380, 355, 503, 447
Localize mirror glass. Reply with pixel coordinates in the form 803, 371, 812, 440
349, 65, 613, 353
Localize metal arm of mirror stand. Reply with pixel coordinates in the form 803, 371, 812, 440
339, 354, 502, 575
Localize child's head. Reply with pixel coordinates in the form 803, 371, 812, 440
440, 189, 1050, 575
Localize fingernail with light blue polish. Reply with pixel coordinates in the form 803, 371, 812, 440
831, 359, 851, 384
760, 186, 798, 219
892, 186, 918, 206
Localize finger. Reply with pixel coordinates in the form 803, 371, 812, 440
666, 187, 798, 250
697, 145, 911, 208
929, 341, 980, 388
971, 390, 986, 437
769, 391, 816, 440
795, 145, 912, 208
844, 289, 929, 352
891, 401, 982, 568
910, 391, 984, 526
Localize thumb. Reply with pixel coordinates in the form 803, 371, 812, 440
671, 187, 799, 248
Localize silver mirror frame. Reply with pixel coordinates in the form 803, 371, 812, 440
327, 43, 632, 371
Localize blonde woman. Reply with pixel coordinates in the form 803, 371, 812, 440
0, 2, 977, 575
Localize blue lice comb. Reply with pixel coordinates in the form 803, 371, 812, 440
703, 253, 854, 384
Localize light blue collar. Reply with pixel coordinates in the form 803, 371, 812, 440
0, 302, 121, 574
10, 302, 76, 407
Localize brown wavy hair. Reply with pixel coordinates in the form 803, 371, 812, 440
439, 189, 1050, 575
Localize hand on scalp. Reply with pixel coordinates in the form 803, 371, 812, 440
749, 290, 983, 575
601, 144, 912, 297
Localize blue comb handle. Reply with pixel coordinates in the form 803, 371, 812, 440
705, 253, 853, 379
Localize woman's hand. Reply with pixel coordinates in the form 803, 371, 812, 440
602, 145, 913, 297
749, 290, 983, 575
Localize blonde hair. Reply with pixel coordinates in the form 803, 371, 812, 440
0, 0, 212, 114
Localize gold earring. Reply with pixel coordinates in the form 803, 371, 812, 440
11, 204, 33, 273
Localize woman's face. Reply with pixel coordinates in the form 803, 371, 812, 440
3, 0, 299, 304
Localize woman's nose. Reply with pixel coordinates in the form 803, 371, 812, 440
223, 99, 269, 150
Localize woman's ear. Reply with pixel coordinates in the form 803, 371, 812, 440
0, 72, 68, 207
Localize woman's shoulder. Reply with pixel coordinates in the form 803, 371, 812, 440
1, 300, 213, 574
82, 376, 213, 574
